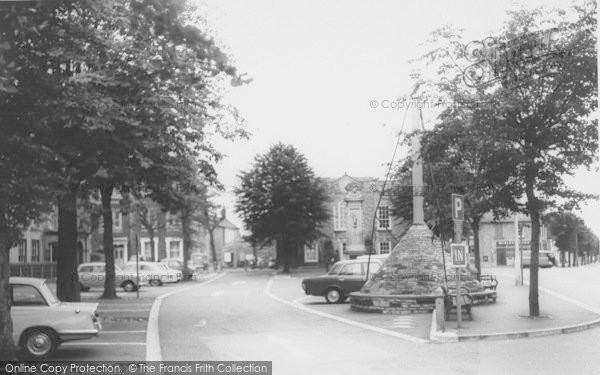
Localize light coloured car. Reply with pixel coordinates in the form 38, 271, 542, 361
10, 277, 102, 359
160, 258, 198, 280
124, 262, 182, 286
78, 262, 147, 292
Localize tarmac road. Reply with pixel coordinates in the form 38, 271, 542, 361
158, 269, 600, 375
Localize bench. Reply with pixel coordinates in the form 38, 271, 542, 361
477, 274, 498, 291
443, 286, 473, 321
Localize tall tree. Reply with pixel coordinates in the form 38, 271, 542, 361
416, 2, 597, 316
235, 144, 329, 273
545, 212, 598, 266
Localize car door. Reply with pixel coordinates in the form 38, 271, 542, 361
91, 265, 106, 288
337, 263, 365, 294
10, 284, 50, 342
78, 265, 94, 289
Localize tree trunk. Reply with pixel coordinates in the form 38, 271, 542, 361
208, 228, 218, 271
472, 219, 482, 275
280, 238, 290, 274
181, 210, 192, 279
525, 179, 540, 317
100, 184, 117, 299
148, 228, 155, 262
158, 213, 167, 261
0, 229, 16, 360
57, 188, 81, 302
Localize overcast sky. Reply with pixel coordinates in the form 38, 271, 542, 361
194, 0, 599, 235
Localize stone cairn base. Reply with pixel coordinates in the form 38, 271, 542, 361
350, 224, 484, 314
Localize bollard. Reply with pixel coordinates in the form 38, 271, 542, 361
434, 287, 445, 332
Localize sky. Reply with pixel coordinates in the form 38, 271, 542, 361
193, 0, 599, 235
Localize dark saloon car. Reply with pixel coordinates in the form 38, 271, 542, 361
301, 259, 383, 303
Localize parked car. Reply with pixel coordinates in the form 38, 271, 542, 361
10, 277, 102, 359
301, 259, 384, 303
522, 250, 554, 268
78, 262, 147, 292
124, 262, 182, 286
160, 258, 197, 280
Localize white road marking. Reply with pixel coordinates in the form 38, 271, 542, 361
194, 319, 207, 327
494, 270, 600, 315
292, 296, 310, 304
264, 278, 428, 344
146, 273, 226, 361
211, 290, 225, 297
62, 342, 145, 346
97, 303, 154, 307
267, 334, 313, 359
232, 281, 247, 286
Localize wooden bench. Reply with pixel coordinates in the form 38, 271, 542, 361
443, 286, 473, 321
477, 274, 498, 291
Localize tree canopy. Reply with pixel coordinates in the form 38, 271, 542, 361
235, 143, 329, 272
412, 1, 597, 316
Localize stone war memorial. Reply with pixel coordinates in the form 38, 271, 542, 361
350, 72, 485, 315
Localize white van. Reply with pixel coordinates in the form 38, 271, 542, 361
522, 251, 554, 268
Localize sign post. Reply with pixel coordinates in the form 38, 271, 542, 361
451, 194, 465, 328
450, 243, 468, 328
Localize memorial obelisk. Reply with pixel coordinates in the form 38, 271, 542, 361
357, 70, 448, 296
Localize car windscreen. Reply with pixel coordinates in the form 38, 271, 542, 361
42, 281, 58, 305
328, 263, 343, 275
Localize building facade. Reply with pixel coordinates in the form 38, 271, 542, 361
477, 212, 551, 267
9, 192, 240, 272
303, 174, 409, 264
9, 207, 92, 277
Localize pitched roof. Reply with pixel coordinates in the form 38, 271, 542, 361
218, 218, 239, 230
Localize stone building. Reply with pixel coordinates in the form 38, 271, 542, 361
302, 174, 409, 265
88, 192, 241, 267
477, 212, 550, 267
9, 207, 92, 277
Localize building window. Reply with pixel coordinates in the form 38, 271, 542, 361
166, 212, 181, 230
333, 202, 347, 231
377, 206, 390, 230
113, 211, 122, 231
18, 240, 27, 263
304, 242, 319, 263
114, 244, 125, 262
379, 241, 391, 254
143, 241, 152, 260
49, 242, 58, 262
494, 224, 503, 239
168, 240, 182, 259
31, 240, 40, 263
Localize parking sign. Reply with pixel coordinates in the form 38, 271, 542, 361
450, 244, 468, 268
451, 194, 464, 221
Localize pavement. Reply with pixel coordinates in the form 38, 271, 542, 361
437, 270, 600, 341
269, 266, 600, 343
44, 272, 218, 361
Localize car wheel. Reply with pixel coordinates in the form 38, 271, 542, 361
122, 281, 137, 292
149, 279, 162, 287
325, 288, 343, 304
20, 328, 58, 359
